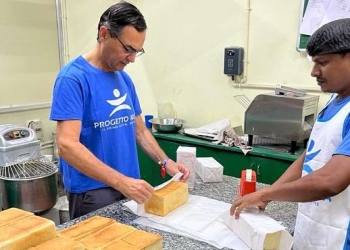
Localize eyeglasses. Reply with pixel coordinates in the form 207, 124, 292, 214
108, 30, 145, 57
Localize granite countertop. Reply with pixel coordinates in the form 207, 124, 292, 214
56, 175, 298, 250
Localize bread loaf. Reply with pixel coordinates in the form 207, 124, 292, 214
0, 207, 33, 227
0, 213, 56, 249
263, 231, 281, 250
145, 181, 188, 216
103, 240, 141, 250
27, 236, 85, 250
58, 215, 115, 241
121, 230, 163, 250
79, 222, 136, 249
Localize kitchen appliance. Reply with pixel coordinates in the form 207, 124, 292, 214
0, 124, 58, 216
244, 86, 319, 154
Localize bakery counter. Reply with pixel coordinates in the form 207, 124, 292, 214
56, 175, 298, 250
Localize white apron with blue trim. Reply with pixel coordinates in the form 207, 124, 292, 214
293, 97, 350, 250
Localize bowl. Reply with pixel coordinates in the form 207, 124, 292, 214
149, 118, 187, 133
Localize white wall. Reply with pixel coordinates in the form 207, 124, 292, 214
64, 0, 330, 128
0, 0, 331, 147
0, 0, 59, 154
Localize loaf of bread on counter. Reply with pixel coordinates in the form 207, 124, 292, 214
59, 216, 162, 250
103, 239, 141, 250
27, 236, 85, 250
79, 222, 136, 249
0, 210, 56, 250
145, 181, 188, 216
0, 207, 33, 227
121, 230, 163, 250
58, 215, 115, 241
263, 231, 281, 250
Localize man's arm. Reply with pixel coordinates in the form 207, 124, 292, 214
263, 154, 350, 202
244, 150, 306, 211
231, 154, 350, 217
135, 116, 168, 163
272, 150, 306, 186
135, 116, 190, 181
57, 120, 153, 203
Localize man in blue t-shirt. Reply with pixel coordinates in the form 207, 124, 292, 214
230, 18, 350, 250
50, 1, 189, 220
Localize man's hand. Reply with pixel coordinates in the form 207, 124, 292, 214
230, 189, 269, 219
118, 176, 154, 204
165, 160, 190, 182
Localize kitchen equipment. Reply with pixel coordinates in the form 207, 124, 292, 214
149, 118, 186, 133
0, 124, 58, 214
234, 94, 251, 109
52, 131, 59, 161
239, 169, 256, 196
244, 86, 319, 154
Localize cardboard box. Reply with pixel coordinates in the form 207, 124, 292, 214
196, 157, 223, 182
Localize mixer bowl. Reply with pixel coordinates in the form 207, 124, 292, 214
149, 118, 187, 133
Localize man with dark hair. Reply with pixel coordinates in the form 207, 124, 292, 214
231, 18, 350, 249
50, 1, 189, 220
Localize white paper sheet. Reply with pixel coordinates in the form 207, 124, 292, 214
124, 195, 251, 249
299, 0, 332, 35
299, 0, 350, 36
319, 0, 350, 27
184, 119, 231, 143
123, 173, 293, 249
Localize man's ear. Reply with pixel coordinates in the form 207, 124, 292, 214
98, 26, 109, 42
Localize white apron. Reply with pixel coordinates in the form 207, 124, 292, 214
293, 96, 350, 250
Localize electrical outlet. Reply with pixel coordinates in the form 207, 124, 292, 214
25, 119, 44, 141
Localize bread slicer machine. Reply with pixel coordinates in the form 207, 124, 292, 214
244, 86, 320, 154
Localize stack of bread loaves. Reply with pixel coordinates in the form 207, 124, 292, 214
0, 208, 163, 249
0, 208, 57, 249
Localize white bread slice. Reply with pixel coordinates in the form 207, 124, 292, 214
145, 181, 188, 216
58, 216, 115, 241
0, 208, 33, 228
121, 230, 163, 250
79, 222, 136, 249
263, 231, 281, 250
28, 236, 85, 250
0, 215, 56, 249
103, 239, 142, 250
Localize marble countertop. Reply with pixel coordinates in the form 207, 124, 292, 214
56, 175, 298, 250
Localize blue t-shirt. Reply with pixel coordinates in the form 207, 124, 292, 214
50, 56, 142, 193
318, 94, 350, 156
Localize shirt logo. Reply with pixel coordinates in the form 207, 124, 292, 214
106, 89, 131, 117
303, 139, 331, 202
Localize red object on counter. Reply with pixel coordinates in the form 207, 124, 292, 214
157, 160, 167, 178
239, 169, 257, 196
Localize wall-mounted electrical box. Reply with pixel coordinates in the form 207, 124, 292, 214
224, 46, 244, 76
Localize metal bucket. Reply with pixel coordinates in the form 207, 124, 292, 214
0, 172, 58, 213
